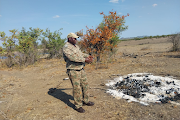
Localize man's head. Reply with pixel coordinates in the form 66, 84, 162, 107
67, 33, 79, 45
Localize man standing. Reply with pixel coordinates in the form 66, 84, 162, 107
63, 32, 94, 113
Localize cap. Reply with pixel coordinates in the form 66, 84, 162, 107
67, 33, 79, 39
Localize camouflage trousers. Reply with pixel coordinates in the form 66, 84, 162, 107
67, 69, 89, 109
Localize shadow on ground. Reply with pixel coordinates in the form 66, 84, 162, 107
48, 88, 75, 110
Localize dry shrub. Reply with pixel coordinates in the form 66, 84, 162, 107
141, 47, 151, 51
0, 52, 15, 68
80, 11, 129, 63
169, 33, 180, 52
0, 50, 40, 69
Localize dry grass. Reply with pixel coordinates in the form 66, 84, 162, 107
140, 47, 151, 51
1, 37, 180, 120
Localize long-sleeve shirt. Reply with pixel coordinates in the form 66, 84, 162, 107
63, 42, 89, 70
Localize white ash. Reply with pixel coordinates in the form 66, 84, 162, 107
106, 73, 180, 105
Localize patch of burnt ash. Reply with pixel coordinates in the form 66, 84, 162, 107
107, 73, 180, 104
159, 94, 180, 103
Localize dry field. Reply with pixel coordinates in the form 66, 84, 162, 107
0, 37, 180, 120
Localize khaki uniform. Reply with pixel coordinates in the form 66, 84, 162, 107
63, 42, 89, 109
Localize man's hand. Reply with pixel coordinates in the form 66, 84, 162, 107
88, 55, 94, 59
85, 57, 93, 64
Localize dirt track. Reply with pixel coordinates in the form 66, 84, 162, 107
0, 37, 180, 120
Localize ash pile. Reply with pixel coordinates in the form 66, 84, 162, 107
106, 73, 180, 105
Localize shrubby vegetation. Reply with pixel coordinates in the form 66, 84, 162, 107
0, 46, 3, 52
169, 33, 180, 52
121, 34, 175, 41
78, 11, 129, 64
121, 34, 180, 52
0, 27, 65, 68
42, 28, 66, 58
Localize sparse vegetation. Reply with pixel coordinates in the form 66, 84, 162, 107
42, 28, 66, 59
169, 33, 180, 52
0, 46, 3, 53
0, 27, 65, 68
78, 11, 129, 68
1, 37, 180, 120
0, 30, 18, 67
120, 34, 176, 41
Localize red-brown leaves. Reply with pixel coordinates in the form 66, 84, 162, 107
79, 11, 129, 55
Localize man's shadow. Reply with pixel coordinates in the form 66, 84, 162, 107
48, 88, 75, 110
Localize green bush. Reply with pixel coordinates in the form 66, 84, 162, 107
0, 27, 66, 68
0, 30, 17, 67
134, 37, 141, 40
42, 28, 65, 58
15, 27, 43, 66
0, 46, 3, 53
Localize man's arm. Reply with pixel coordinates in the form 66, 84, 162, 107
76, 45, 89, 58
63, 47, 85, 62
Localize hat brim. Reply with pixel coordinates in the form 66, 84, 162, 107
67, 33, 79, 38
74, 36, 79, 38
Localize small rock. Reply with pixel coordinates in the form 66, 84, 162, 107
100, 83, 105, 86
9, 84, 14, 86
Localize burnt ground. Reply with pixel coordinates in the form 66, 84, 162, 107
0, 37, 180, 120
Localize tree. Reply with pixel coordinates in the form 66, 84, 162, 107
0, 27, 66, 68
98, 12, 128, 35
17, 27, 43, 54
0, 30, 17, 53
42, 28, 65, 58
17, 27, 43, 66
0, 30, 18, 67
79, 11, 129, 61
0, 46, 3, 53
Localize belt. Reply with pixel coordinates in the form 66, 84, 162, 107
67, 68, 84, 72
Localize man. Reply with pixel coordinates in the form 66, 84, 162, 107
63, 32, 94, 113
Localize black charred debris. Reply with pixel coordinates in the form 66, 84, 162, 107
114, 75, 180, 103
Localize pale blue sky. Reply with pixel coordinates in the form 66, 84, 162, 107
0, 0, 180, 46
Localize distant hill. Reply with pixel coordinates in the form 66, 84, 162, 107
120, 34, 178, 40
120, 35, 149, 40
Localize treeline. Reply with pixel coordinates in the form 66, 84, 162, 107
0, 27, 66, 67
121, 33, 180, 52
121, 34, 177, 41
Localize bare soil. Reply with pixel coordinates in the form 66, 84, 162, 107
0, 37, 180, 120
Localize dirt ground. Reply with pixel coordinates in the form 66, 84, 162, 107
0, 37, 180, 120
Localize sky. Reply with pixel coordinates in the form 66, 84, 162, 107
0, 0, 180, 46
